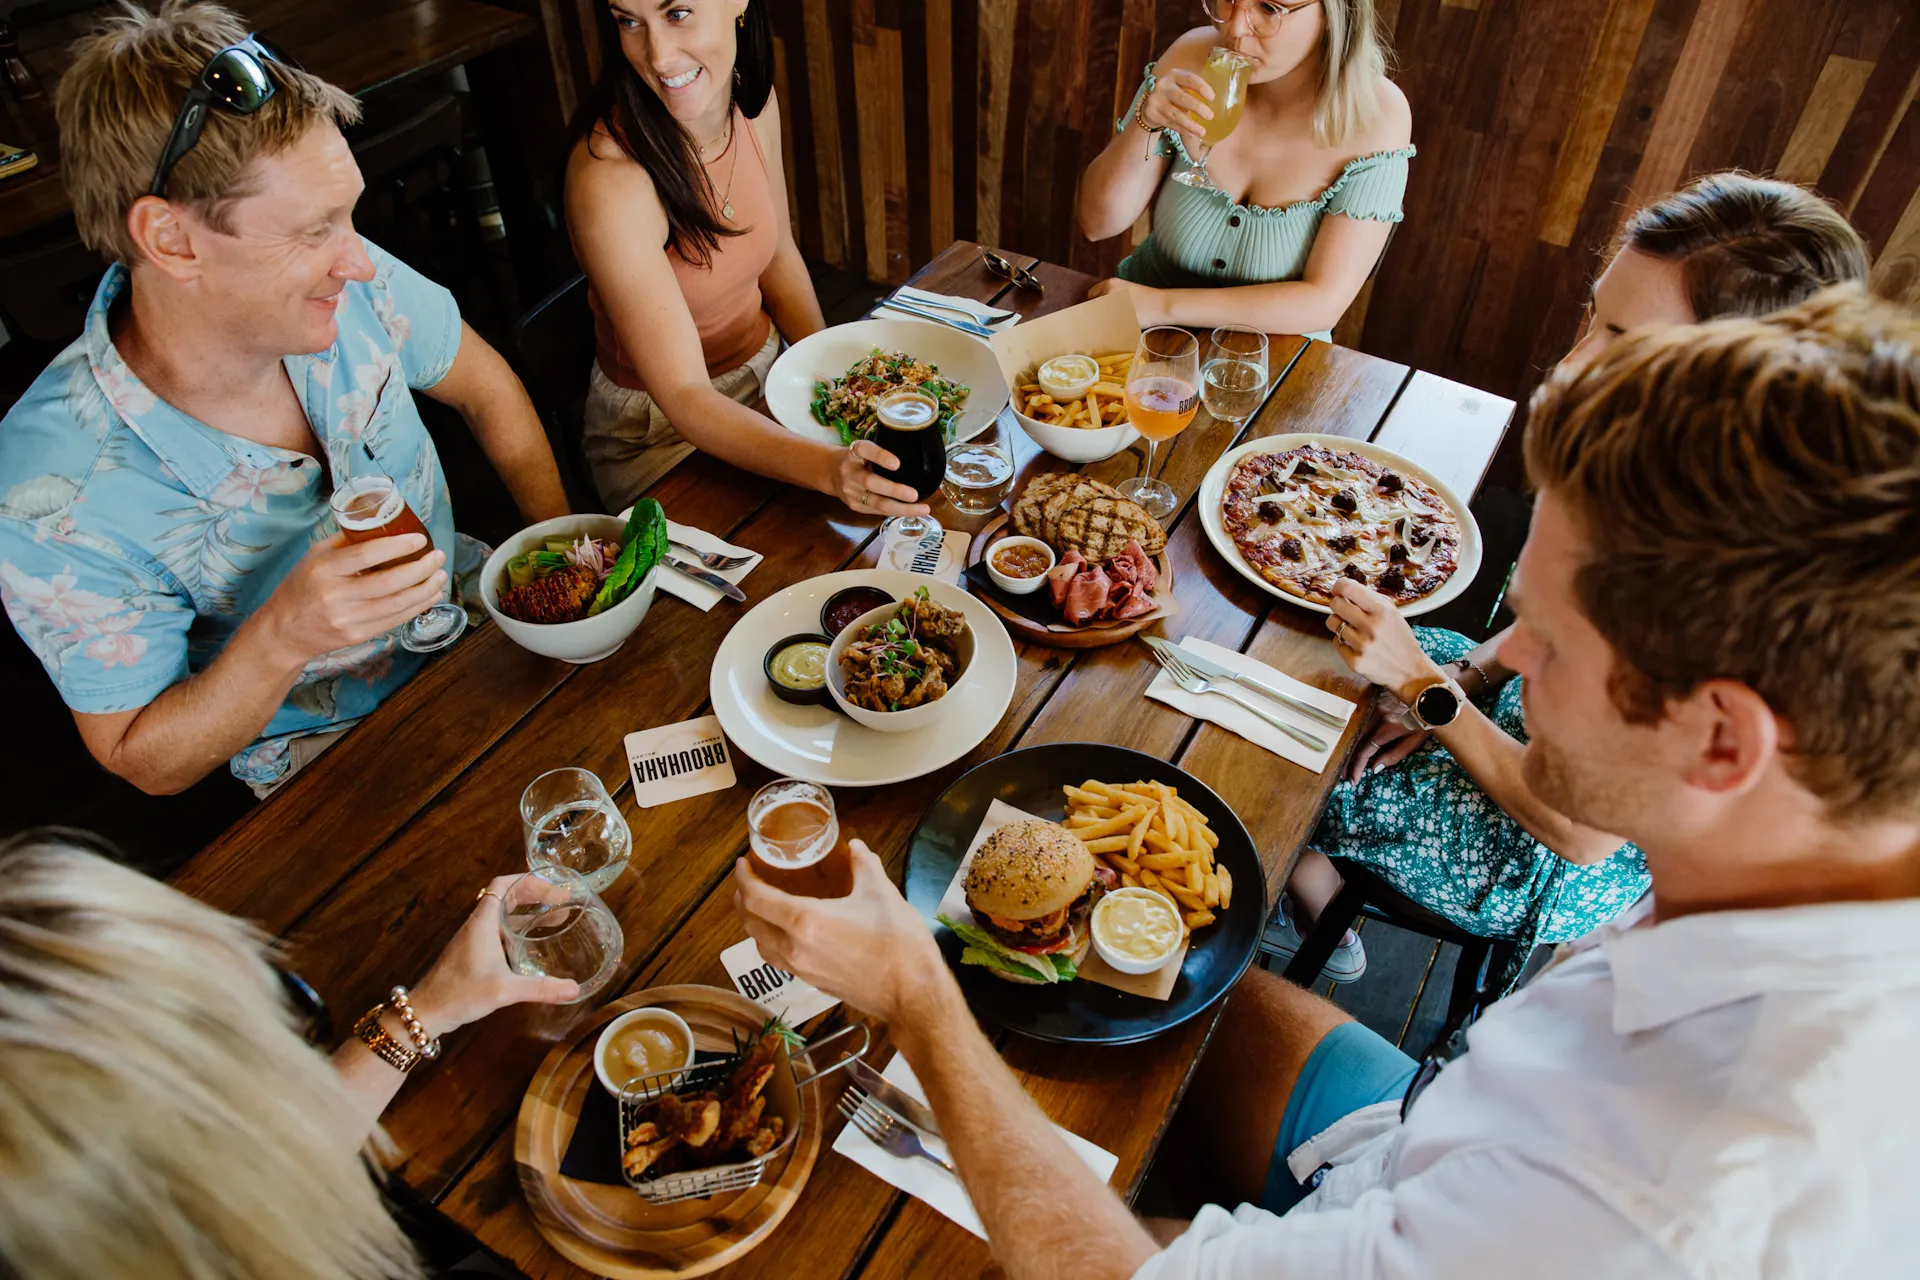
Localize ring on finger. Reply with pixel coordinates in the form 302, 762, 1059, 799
476, 887, 503, 904
1336, 620, 1350, 647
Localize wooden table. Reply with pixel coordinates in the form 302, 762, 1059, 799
0, 0, 539, 243
171, 241, 1513, 1278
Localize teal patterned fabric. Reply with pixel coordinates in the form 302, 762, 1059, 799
1313, 627, 1650, 990
1116, 66, 1414, 342
0, 239, 472, 788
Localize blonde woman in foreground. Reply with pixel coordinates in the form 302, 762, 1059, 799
1078, 0, 1411, 338
0, 830, 577, 1279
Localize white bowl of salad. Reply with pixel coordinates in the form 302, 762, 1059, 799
480, 501, 667, 664
764, 317, 1010, 448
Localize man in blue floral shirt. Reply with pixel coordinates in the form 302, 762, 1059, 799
0, 2, 570, 795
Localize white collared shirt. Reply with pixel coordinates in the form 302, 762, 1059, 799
1137, 895, 1920, 1278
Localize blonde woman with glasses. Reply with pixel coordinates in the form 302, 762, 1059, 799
0, 829, 578, 1279
1078, 0, 1411, 340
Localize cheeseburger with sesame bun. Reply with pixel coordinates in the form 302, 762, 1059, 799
940, 820, 1118, 984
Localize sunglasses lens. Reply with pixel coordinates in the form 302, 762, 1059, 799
204, 48, 275, 112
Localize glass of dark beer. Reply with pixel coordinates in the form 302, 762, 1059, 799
746, 779, 855, 899
328, 474, 467, 653
869, 387, 945, 545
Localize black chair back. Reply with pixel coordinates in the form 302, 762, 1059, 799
510, 272, 598, 509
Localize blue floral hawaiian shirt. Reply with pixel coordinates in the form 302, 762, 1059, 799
0, 238, 464, 788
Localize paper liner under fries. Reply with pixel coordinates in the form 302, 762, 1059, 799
986, 291, 1143, 393
934, 798, 1190, 1000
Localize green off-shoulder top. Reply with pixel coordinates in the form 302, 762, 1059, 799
1116, 65, 1415, 341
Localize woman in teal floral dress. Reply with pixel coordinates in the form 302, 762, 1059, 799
1280, 173, 1872, 987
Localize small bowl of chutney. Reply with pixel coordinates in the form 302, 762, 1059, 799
819, 585, 895, 639
764, 633, 834, 706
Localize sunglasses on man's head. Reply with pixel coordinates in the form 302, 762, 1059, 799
148, 35, 296, 199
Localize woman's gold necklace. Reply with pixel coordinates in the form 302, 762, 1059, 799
698, 113, 742, 221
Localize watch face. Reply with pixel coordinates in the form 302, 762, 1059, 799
1415, 683, 1462, 727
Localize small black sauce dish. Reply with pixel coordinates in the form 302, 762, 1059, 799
818, 586, 896, 639
764, 632, 834, 706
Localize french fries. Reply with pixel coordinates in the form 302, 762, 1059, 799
1016, 352, 1136, 429
1060, 778, 1231, 941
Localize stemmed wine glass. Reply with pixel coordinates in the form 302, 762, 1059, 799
1119, 327, 1202, 521
1200, 325, 1270, 428
328, 455, 468, 654
869, 387, 947, 563
1172, 47, 1253, 192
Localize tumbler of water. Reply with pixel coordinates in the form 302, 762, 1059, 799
1201, 325, 1270, 426
943, 422, 1016, 515
497, 866, 624, 1004
520, 766, 632, 892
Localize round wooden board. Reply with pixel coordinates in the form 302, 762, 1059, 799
965, 512, 1173, 649
514, 985, 822, 1279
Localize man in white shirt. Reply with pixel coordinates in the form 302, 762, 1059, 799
734, 286, 1920, 1277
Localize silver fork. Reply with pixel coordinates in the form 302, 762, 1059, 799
837, 1089, 956, 1174
890, 292, 1017, 326
1148, 646, 1330, 753
668, 539, 752, 571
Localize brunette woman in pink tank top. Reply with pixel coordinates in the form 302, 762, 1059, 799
565, 0, 930, 520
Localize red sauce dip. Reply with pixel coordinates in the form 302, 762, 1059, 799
821, 587, 895, 637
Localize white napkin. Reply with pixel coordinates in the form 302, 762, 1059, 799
1145, 634, 1357, 774
883, 285, 1021, 331
657, 519, 761, 611
832, 1054, 1118, 1240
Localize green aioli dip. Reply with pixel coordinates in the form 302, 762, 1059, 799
770, 640, 829, 691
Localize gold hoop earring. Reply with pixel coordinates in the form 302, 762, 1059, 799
737, 10, 745, 26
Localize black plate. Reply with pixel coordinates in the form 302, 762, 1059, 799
904, 743, 1267, 1045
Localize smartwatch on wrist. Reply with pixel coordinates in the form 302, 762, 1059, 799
1406, 678, 1466, 731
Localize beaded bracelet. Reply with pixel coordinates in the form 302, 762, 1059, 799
388, 986, 442, 1061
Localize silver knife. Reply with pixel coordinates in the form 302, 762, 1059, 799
879, 298, 996, 338
1145, 636, 1349, 729
846, 1057, 944, 1139
662, 554, 746, 602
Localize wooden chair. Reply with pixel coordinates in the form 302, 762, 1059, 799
510, 271, 598, 510
1283, 860, 1523, 1058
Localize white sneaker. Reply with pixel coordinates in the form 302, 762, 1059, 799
1259, 897, 1368, 984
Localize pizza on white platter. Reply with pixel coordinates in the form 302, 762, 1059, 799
1221, 444, 1462, 606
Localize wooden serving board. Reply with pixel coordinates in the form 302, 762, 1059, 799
514, 985, 821, 1279
964, 513, 1173, 649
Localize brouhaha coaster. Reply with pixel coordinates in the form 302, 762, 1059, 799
877, 525, 971, 584
624, 715, 737, 808
719, 937, 841, 1024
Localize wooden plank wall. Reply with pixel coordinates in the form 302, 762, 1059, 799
534, 0, 1920, 407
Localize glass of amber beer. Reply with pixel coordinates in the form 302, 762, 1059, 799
747, 779, 855, 898
328, 473, 467, 653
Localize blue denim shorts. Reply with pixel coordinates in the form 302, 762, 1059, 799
1261, 1020, 1418, 1213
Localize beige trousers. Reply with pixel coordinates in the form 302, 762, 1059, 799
582, 329, 783, 512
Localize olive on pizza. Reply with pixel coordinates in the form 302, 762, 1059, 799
1221, 445, 1462, 606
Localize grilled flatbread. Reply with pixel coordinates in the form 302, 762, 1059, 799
1056, 495, 1166, 561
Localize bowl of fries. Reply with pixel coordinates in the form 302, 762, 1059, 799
989, 292, 1145, 464
1009, 350, 1143, 464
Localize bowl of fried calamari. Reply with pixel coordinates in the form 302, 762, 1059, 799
480, 500, 667, 663
825, 585, 976, 732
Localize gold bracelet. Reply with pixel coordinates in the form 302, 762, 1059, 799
353, 1003, 422, 1074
